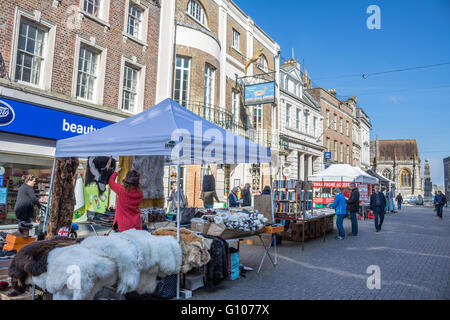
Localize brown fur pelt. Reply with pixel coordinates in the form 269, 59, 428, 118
8, 237, 82, 293
153, 227, 211, 274
46, 157, 79, 239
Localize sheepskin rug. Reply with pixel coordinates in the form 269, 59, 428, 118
32, 229, 182, 300
153, 227, 211, 274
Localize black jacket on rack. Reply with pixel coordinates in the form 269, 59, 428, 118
202, 235, 229, 287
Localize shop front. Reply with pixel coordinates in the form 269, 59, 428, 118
0, 96, 115, 226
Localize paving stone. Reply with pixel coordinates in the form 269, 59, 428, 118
192, 206, 450, 300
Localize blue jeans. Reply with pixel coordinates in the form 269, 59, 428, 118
373, 207, 385, 231
336, 215, 345, 238
204, 204, 213, 209
350, 211, 358, 235
397, 201, 402, 210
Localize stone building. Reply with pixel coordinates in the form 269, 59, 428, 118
0, 0, 161, 224
356, 107, 371, 169
444, 156, 450, 200
278, 59, 324, 181
370, 139, 424, 196
157, 0, 280, 206
306, 87, 354, 167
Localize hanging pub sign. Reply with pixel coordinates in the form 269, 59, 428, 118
244, 81, 275, 106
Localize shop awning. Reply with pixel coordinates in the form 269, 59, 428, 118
309, 164, 379, 184
54, 98, 271, 165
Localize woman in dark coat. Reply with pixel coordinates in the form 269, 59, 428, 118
14, 175, 41, 224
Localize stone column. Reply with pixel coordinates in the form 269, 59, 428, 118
308, 155, 313, 179
299, 153, 305, 181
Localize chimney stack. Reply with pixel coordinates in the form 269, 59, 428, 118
327, 89, 337, 97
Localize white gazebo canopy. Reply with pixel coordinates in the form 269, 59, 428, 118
310, 164, 379, 184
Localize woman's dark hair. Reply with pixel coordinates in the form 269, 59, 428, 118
22, 174, 36, 184
122, 170, 141, 191
263, 186, 271, 193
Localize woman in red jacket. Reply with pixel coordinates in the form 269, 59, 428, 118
108, 169, 144, 232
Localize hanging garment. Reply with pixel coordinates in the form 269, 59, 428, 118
47, 158, 79, 239
85, 157, 116, 194
84, 183, 110, 214
202, 235, 229, 287
74, 174, 85, 211
202, 174, 216, 192
131, 156, 165, 199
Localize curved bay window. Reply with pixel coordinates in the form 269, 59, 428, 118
400, 169, 412, 187
382, 169, 392, 181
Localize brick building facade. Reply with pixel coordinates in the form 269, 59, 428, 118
0, 0, 161, 224
306, 87, 354, 167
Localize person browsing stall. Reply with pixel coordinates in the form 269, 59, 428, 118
329, 188, 347, 240
346, 182, 360, 236
14, 175, 41, 224
108, 166, 144, 232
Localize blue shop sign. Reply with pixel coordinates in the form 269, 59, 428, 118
324, 152, 331, 160
0, 97, 112, 140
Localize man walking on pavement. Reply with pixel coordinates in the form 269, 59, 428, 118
346, 182, 360, 236
434, 190, 446, 219
396, 193, 403, 210
370, 185, 387, 233
329, 188, 347, 240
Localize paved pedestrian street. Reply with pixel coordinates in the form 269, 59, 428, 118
193, 205, 450, 300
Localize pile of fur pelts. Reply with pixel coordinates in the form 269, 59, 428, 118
204, 210, 268, 232
153, 227, 211, 274
10, 230, 182, 300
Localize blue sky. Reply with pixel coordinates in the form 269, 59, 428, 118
235, 0, 450, 186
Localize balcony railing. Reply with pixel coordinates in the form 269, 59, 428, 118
180, 100, 273, 148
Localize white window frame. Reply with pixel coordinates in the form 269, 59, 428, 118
340, 117, 343, 134
346, 121, 349, 136
186, 0, 208, 27
296, 108, 300, 130
334, 141, 337, 161
118, 56, 146, 114
79, 0, 111, 27
9, 8, 56, 90
174, 56, 191, 107
326, 138, 330, 152
346, 145, 350, 164
304, 111, 309, 134
123, 0, 149, 46
204, 64, 215, 107
326, 110, 330, 128
232, 29, 240, 51
313, 116, 317, 137
253, 104, 263, 132
257, 55, 268, 73
334, 114, 337, 130
286, 104, 291, 128
232, 90, 240, 125
340, 143, 344, 162
72, 36, 107, 105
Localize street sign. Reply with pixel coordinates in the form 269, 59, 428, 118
282, 167, 291, 177
324, 152, 331, 160
0, 166, 5, 175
